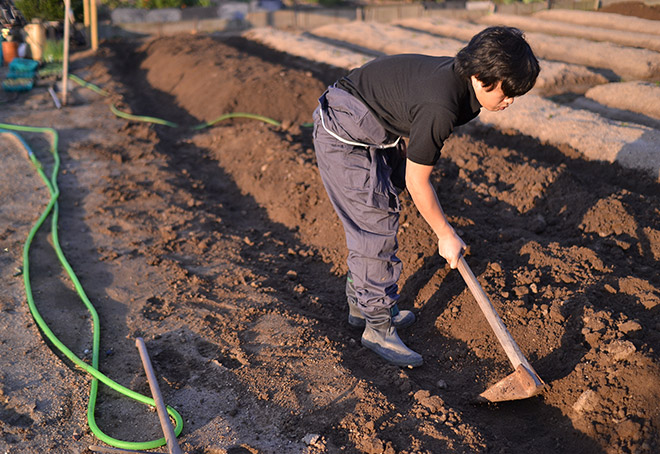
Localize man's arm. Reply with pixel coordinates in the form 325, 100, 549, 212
405, 159, 465, 268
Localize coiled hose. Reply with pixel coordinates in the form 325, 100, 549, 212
5, 73, 304, 450
1, 123, 183, 451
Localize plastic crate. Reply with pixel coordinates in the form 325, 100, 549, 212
8, 58, 39, 78
2, 77, 35, 92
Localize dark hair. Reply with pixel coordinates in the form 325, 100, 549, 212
455, 26, 540, 98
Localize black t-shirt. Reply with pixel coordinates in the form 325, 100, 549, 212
336, 54, 482, 166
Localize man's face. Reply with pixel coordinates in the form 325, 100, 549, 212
471, 77, 514, 112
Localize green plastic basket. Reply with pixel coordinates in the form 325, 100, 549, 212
8, 58, 39, 78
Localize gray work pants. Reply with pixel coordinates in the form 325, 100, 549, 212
312, 86, 406, 316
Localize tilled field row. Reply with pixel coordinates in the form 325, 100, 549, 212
583, 82, 660, 123
477, 15, 660, 80
400, 16, 660, 81
478, 13, 660, 52
244, 15, 660, 181
535, 8, 660, 36
243, 27, 373, 71
478, 94, 660, 179
310, 21, 608, 96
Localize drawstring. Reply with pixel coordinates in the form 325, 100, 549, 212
319, 108, 400, 150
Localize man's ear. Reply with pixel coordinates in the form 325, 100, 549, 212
471, 76, 496, 92
470, 75, 481, 91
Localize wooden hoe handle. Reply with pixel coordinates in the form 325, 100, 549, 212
456, 256, 536, 374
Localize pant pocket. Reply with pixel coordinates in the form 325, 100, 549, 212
368, 148, 401, 213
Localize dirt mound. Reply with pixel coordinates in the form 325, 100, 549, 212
585, 81, 660, 120
600, 1, 660, 20
1, 33, 660, 454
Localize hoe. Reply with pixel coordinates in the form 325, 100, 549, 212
457, 256, 545, 403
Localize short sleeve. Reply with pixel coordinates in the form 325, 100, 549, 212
406, 104, 456, 166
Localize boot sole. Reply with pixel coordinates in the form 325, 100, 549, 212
361, 338, 424, 368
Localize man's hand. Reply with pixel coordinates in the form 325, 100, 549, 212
437, 229, 466, 269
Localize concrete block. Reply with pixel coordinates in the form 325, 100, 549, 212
111, 8, 147, 24
218, 3, 250, 20
145, 8, 182, 23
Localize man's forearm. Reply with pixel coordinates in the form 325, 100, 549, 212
407, 180, 453, 237
406, 159, 465, 268
405, 160, 453, 237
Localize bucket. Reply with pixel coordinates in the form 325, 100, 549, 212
2, 41, 19, 66
24, 23, 46, 62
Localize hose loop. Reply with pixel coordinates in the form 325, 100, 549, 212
2, 123, 183, 451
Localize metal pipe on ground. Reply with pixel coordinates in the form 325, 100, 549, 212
136, 337, 184, 454
89, 445, 167, 454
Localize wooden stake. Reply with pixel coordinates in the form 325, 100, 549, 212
91, 0, 98, 51
62, 0, 70, 106
83, 0, 90, 28
83, 0, 91, 48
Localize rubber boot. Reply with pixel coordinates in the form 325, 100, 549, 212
346, 273, 415, 329
361, 310, 423, 368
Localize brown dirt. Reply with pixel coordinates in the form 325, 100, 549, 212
599, 1, 660, 20
1, 12, 660, 454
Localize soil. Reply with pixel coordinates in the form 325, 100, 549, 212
1, 5, 660, 454
599, 1, 660, 20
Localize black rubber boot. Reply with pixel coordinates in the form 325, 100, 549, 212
346, 273, 415, 329
361, 310, 423, 368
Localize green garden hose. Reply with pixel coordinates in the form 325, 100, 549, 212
109, 103, 180, 128
1, 123, 183, 451
68, 74, 281, 130
192, 112, 280, 129
3, 73, 296, 448
68, 74, 110, 97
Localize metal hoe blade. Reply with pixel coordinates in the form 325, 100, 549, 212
478, 364, 545, 403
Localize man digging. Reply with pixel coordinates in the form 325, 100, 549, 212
312, 26, 540, 368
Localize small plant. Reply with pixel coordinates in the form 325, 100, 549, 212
134, 0, 212, 9
15, 0, 64, 21
102, 0, 217, 9
14, 0, 85, 22
42, 39, 64, 63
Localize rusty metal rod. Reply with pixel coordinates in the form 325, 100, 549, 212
135, 337, 183, 454
89, 445, 167, 454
